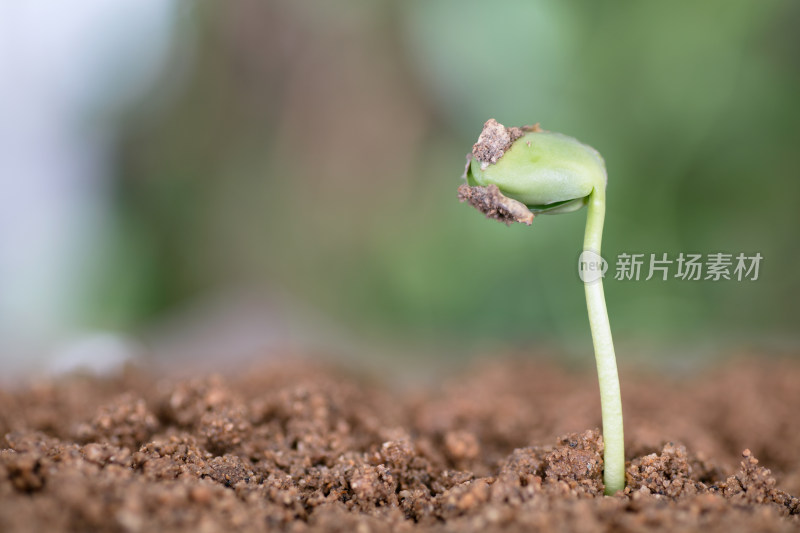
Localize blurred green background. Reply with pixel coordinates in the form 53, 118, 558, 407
89, 0, 800, 364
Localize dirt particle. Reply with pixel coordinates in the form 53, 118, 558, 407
543, 429, 604, 495
714, 448, 800, 514
3, 451, 45, 492
498, 447, 544, 487
471, 119, 541, 167
380, 439, 415, 469
457, 184, 534, 226
188, 485, 213, 504
73, 394, 158, 451
627, 442, 700, 498
444, 430, 480, 462
438, 478, 492, 515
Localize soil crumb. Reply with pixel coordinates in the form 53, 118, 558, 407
471, 119, 541, 167
457, 183, 534, 226
1, 358, 799, 532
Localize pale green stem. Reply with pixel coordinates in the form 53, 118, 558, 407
583, 186, 625, 495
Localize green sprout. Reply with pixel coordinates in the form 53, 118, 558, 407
458, 119, 625, 494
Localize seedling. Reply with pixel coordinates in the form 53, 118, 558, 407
458, 119, 625, 494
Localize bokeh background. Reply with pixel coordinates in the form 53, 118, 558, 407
2, 0, 799, 378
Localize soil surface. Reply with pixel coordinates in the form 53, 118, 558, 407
2, 357, 799, 532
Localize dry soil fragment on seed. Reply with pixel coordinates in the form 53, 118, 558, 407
471, 118, 541, 166
457, 183, 534, 226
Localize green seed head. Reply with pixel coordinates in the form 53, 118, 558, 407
459, 119, 608, 224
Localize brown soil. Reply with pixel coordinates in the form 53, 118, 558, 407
471, 119, 540, 166
1, 357, 799, 532
457, 184, 534, 226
